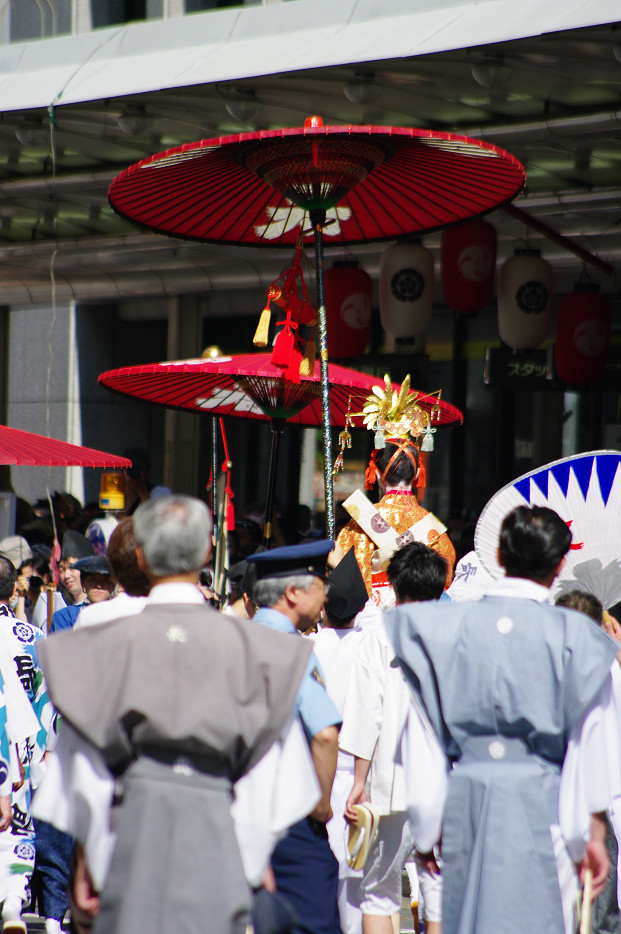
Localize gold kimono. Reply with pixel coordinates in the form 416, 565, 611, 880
337, 492, 455, 597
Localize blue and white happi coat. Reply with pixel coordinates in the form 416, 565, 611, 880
0, 605, 53, 903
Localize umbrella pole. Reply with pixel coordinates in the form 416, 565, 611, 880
263, 418, 285, 549
310, 209, 335, 540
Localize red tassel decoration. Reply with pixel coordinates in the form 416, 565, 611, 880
219, 419, 236, 532
364, 451, 379, 490
225, 483, 235, 530
271, 322, 296, 368
271, 310, 304, 382
279, 343, 303, 385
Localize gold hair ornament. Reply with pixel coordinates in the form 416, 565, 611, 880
355, 374, 443, 452
333, 396, 353, 476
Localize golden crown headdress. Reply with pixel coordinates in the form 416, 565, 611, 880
357, 374, 443, 452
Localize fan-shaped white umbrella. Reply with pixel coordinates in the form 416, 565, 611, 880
475, 451, 621, 608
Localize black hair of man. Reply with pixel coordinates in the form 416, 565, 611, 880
499, 505, 571, 581
555, 589, 603, 624
387, 541, 447, 604
0, 556, 17, 603
375, 440, 419, 488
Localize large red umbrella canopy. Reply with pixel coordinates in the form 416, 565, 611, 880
97, 353, 463, 428
108, 122, 525, 247
0, 425, 131, 467
107, 119, 485, 539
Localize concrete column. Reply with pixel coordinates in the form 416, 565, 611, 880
72, 0, 92, 32
298, 427, 316, 510
162, 0, 185, 15
7, 301, 86, 506
163, 295, 205, 495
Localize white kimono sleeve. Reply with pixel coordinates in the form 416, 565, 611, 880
559, 674, 621, 862
33, 715, 321, 893
401, 697, 448, 853
31, 722, 116, 892
231, 714, 320, 888
339, 630, 384, 761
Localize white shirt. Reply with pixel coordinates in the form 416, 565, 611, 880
311, 627, 362, 716
338, 618, 409, 814
31, 590, 66, 631
74, 591, 148, 629
447, 549, 496, 601
311, 626, 362, 772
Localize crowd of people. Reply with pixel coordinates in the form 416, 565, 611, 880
0, 431, 616, 934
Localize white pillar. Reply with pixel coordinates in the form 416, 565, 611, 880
65, 302, 85, 505
298, 428, 317, 511
72, 0, 92, 33
7, 301, 85, 506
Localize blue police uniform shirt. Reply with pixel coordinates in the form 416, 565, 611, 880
50, 602, 85, 634
254, 607, 341, 741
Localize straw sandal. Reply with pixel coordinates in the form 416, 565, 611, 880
346, 802, 381, 870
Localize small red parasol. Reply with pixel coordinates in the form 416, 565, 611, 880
98, 353, 462, 543
0, 424, 132, 467
98, 353, 462, 427
108, 117, 510, 536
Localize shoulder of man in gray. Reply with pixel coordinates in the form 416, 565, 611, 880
39, 495, 313, 775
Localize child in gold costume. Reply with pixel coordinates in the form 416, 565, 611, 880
336, 438, 455, 602
334, 374, 455, 606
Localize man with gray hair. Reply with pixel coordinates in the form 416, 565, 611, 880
36, 495, 317, 934
247, 541, 342, 934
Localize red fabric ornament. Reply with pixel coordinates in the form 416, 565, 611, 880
325, 261, 372, 358
219, 418, 236, 531
268, 285, 316, 327
271, 308, 299, 365
441, 219, 497, 312
555, 283, 610, 385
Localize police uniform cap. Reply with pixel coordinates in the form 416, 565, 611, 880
325, 548, 368, 622
71, 555, 112, 576
246, 540, 335, 581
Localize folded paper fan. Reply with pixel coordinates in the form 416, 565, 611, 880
475, 451, 621, 608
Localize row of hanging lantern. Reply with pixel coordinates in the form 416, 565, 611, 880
323, 219, 611, 386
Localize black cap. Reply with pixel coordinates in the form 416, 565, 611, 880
61, 530, 95, 561
246, 540, 335, 581
228, 560, 248, 586
71, 555, 112, 576
123, 447, 150, 471
325, 549, 368, 622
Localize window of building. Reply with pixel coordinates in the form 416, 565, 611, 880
91, 0, 147, 28
8, 0, 72, 41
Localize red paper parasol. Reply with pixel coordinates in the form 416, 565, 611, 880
108, 122, 525, 248
0, 424, 131, 467
108, 118, 508, 535
98, 353, 462, 542
98, 353, 462, 426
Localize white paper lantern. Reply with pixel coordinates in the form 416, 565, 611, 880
379, 241, 434, 338
498, 249, 553, 349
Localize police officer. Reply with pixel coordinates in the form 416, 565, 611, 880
248, 541, 343, 934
